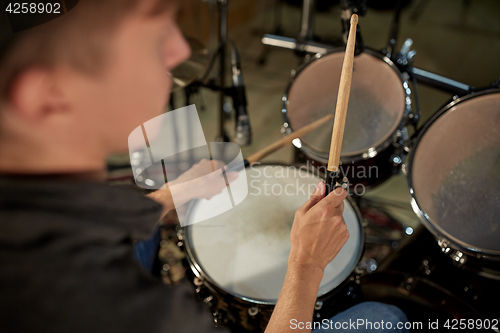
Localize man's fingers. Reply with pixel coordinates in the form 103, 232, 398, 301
299, 181, 326, 213
308, 186, 347, 218
331, 201, 344, 216
322, 186, 348, 208
211, 160, 228, 170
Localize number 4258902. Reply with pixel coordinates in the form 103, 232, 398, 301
6, 2, 61, 14
444, 318, 498, 330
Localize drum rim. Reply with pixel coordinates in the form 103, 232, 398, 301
282, 48, 411, 164
183, 163, 365, 305
407, 88, 500, 260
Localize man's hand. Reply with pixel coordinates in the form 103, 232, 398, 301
147, 159, 239, 219
170, 159, 239, 200
264, 181, 349, 333
289, 181, 349, 272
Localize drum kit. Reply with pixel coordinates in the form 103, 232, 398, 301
160, 0, 500, 331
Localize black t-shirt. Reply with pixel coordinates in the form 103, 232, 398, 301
0, 176, 224, 333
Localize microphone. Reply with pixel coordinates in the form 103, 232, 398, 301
229, 40, 252, 146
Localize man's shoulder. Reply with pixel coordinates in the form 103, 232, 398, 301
0, 176, 162, 242
0, 259, 172, 333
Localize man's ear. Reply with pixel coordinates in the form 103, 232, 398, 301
8, 68, 68, 121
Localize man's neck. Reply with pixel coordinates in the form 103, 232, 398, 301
0, 140, 108, 181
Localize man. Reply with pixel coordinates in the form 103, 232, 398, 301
0, 0, 408, 332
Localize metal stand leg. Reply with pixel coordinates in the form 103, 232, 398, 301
258, 0, 283, 66
217, 0, 229, 142
298, 0, 315, 43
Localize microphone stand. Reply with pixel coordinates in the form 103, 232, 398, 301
182, 0, 251, 145
383, 2, 472, 97
340, 0, 366, 54
384, 0, 403, 60
217, 0, 229, 143
262, 0, 334, 56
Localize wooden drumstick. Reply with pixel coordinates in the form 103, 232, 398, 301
325, 14, 358, 193
225, 113, 333, 173
247, 113, 333, 164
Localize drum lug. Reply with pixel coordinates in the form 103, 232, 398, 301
401, 163, 408, 176
401, 71, 418, 127
463, 285, 479, 301
176, 229, 184, 241
401, 127, 409, 141
390, 154, 403, 167
451, 251, 467, 267
437, 239, 451, 254
401, 276, 415, 292
203, 295, 214, 306
313, 300, 323, 320
408, 111, 419, 125
248, 306, 260, 317
357, 258, 378, 274
161, 263, 171, 275
194, 276, 205, 287
362, 147, 378, 159
393, 128, 409, 148
349, 275, 361, 285
345, 285, 356, 298
421, 259, 432, 276
194, 280, 214, 306
281, 122, 292, 136
212, 310, 228, 327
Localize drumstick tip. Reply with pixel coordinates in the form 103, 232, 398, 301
350, 14, 358, 25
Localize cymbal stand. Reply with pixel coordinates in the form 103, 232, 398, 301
262, 0, 333, 55
184, 0, 247, 144
383, 2, 472, 98
383, 0, 403, 60
340, 0, 366, 53
216, 0, 229, 142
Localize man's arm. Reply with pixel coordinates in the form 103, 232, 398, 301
265, 263, 323, 332
265, 181, 349, 333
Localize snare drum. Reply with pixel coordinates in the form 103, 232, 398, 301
407, 89, 500, 276
282, 49, 413, 189
182, 164, 364, 331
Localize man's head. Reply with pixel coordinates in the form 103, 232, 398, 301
0, 0, 190, 173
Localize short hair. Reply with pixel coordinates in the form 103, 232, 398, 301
0, 0, 174, 107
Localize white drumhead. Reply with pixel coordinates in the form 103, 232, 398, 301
410, 92, 500, 255
185, 165, 363, 303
